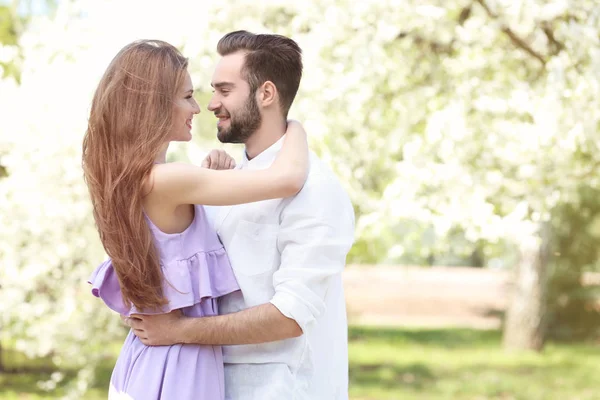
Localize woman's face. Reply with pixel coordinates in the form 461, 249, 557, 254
171, 71, 200, 142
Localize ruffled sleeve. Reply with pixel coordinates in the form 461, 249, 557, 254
160, 247, 239, 313
88, 259, 130, 315
88, 248, 239, 316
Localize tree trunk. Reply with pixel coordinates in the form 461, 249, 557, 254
502, 222, 551, 351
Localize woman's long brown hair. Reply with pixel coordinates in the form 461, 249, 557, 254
82, 40, 188, 311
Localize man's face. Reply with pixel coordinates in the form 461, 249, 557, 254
208, 52, 262, 143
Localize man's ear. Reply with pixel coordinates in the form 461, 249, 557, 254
257, 81, 277, 107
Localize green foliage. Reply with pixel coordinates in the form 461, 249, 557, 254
0, 6, 19, 46
0, 5, 22, 82
547, 186, 600, 340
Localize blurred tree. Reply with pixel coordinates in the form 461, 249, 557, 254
262, 0, 600, 351
256, 0, 600, 350
2, 4, 600, 399
209, 0, 599, 350
546, 187, 600, 341
0, 5, 19, 45
0, 2, 23, 82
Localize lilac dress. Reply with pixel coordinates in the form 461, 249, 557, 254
88, 204, 239, 400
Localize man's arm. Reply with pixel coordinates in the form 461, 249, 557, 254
269, 175, 355, 334
129, 303, 301, 346
129, 174, 355, 346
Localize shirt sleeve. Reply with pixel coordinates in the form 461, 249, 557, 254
269, 174, 355, 332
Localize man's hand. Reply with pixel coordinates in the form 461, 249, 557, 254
201, 149, 236, 170
125, 304, 301, 346
126, 310, 186, 346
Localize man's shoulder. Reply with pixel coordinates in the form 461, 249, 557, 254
280, 152, 355, 231
288, 152, 352, 209
305, 151, 344, 187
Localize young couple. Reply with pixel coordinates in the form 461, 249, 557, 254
83, 30, 355, 400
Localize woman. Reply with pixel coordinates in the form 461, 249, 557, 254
82, 40, 307, 399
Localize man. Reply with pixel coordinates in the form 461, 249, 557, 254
128, 30, 355, 399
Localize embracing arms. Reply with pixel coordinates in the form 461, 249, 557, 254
146, 120, 308, 206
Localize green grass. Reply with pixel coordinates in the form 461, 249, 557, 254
348, 327, 600, 400
2, 327, 600, 399
0, 346, 113, 400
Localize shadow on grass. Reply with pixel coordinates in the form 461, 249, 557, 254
350, 362, 435, 390
91, 358, 114, 389
479, 307, 505, 321
0, 371, 47, 393
349, 325, 500, 348
0, 347, 116, 398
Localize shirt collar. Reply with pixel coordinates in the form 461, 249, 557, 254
240, 135, 286, 169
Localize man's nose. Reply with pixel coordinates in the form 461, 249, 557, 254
207, 96, 219, 112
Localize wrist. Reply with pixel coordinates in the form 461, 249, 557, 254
175, 316, 193, 344
177, 315, 209, 344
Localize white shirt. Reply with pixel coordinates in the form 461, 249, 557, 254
205, 136, 355, 400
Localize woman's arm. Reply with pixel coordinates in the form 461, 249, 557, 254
148, 121, 308, 206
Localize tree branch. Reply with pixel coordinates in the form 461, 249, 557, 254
395, 31, 455, 55
458, 5, 472, 26
475, 0, 546, 66
541, 21, 564, 56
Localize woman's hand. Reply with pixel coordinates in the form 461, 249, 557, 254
201, 149, 236, 170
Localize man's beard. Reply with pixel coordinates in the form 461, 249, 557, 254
217, 93, 262, 144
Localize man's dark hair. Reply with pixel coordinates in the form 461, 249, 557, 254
217, 30, 303, 117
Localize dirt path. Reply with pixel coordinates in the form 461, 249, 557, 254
343, 265, 510, 329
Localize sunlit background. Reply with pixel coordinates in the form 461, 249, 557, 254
2, 0, 600, 399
